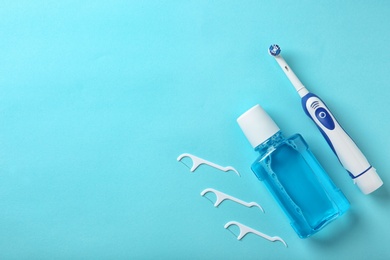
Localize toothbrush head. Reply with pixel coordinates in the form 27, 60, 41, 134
268, 44, 281, 56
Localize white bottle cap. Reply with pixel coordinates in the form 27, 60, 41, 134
237, 104, 280, 148
354, 167, 383, 194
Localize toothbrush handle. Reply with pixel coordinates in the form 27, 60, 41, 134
301, 93, 371, 179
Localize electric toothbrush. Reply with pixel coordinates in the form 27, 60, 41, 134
268, 44, 383, 194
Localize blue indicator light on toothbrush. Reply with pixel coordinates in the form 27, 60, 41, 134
268, 44, 383, 194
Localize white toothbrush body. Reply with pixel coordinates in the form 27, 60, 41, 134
268, 44, 383, 194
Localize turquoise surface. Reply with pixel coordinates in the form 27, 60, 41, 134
0, 1, 389, 259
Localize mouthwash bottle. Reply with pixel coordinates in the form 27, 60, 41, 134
237, 105, 350, 238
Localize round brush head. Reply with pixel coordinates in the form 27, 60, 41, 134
268, 44, 281, 56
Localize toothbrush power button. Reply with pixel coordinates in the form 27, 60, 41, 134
315, 108, 335, 130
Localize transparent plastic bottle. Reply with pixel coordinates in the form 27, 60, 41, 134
237, 105, 350, 238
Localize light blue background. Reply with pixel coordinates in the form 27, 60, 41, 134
0, 1, 389, 259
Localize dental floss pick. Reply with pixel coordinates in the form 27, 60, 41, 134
177, 153, 240, 176
224, 221, 288, 247
200, 188, 264, 212
268, 44, 383, 194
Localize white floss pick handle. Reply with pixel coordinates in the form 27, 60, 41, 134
224, 221, 287, 247
177, 153, 240, 176
201, 188, 264, 213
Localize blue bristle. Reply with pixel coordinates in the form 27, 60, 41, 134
269, 44, 281, 56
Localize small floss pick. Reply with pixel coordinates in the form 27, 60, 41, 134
201, 188, 264, 213
177, 153, 240, 176
224, 221, 288, 247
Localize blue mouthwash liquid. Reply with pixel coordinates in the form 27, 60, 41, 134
237, 105, 349, 238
